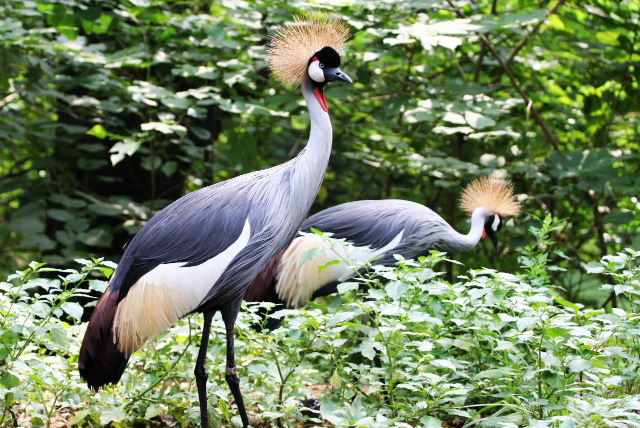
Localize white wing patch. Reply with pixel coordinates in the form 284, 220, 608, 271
113, 220, 251, 356
276, 230, 404, 308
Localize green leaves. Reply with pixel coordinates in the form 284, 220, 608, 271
100, 406, 127, 425
61, 301, 83, 322
0, 372, 20, 389
2, 244, 640, 427
464, 111, 495, 130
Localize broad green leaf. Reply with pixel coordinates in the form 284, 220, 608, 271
568, 358, 594, 373
359, 340, 377, 360
87, 124, 109, 139
0, 372, 20, 388
328, 309, 362, 326
465, 111, 495, 129
385, 280, 408, 300
69, 409, 90, 425
330, 369, 342, 389
110, 139, 141, 165
337, 281, 359, 294
61, 302, 83, 321
144, 404, 165, 419
431, 359, 456, 371
140, 121, 186, 134
421, 416, 444, 428
89, 279, 108, 292
100, 406, 127, 425
585, 263, 605, 274
47, 324, 69, 348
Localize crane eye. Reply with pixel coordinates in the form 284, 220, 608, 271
308, 61, 325, 83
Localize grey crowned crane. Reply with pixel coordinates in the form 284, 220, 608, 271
245, 175, 521, 322
78, 16, 351, 428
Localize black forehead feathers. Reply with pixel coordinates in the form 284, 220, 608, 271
310, 46, 341, 67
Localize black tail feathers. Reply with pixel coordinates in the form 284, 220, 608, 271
78, 287, 129, 389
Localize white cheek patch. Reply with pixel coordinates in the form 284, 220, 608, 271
492, 215, 500, 231
308, 61, 325, 83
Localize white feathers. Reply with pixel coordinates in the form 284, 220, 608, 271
491, 214, 500, 231
308, 60, 325, 82
275, 231, 404, 308
113, 220, 252, 356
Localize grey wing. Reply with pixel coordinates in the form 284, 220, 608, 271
302, 199, 453, 269
111, 171, 265, 304
301, 199, 434, 250
304, 200, 448, 299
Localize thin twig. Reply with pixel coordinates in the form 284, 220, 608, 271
473, 44, 487, 82
505, 0, 569, 66
445, 0, 563, 151
481, 37, 561, 151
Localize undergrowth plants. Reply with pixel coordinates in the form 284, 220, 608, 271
0, 219, 639, 427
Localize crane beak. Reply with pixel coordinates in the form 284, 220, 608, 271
314, 68, 352, 112
323, 67, 352, 84
486, 229, 500, 252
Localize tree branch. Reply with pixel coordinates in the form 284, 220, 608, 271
481, 37, 562, 151
506, 0, 569, 66
445, 0, 562, 151
491, 0, 499, 15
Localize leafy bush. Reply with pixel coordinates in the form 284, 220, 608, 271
1, 220, 639, 427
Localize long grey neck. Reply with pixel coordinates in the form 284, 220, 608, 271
440, 207, 489, 252
289, 79, 333, 208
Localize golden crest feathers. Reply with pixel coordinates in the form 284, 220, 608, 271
461, 175, 521, 217
267, 14, 350, 86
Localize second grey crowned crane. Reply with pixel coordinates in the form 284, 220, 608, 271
246, 176, 521, 318
78, 15, 352, 428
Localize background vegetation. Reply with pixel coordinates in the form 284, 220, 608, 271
1, 0, 639, 427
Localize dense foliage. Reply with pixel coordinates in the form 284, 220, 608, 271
1, 221, 639, 427
1, 0, 639, 427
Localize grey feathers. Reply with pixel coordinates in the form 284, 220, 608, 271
110, 79, 334, 310
301, 199, 477, 262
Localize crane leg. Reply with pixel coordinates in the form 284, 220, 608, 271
221, 298, 250, 428
195, 310, 215, 428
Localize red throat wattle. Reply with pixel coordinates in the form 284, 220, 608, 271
482, 229, 487, 239
314, 87, 329, 112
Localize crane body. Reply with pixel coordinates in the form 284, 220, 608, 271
246, 177, 521, 323
79, 16, 351, 428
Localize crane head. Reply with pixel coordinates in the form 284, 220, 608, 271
307, 46, 352, 112
483, 213, 503, 251
267, 15, 352, 112
461, 174, 521, 253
